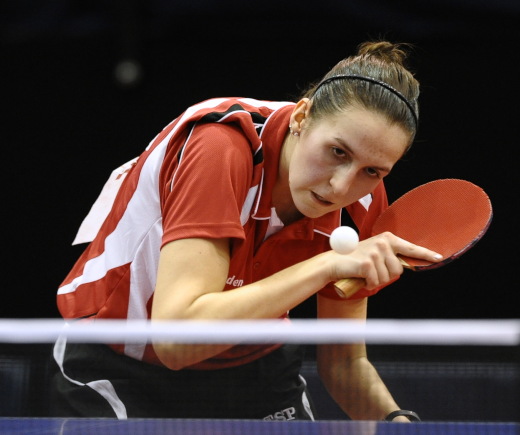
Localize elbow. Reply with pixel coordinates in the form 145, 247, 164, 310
152, 343, 189, 371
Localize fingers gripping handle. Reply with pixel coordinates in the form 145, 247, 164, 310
334, 257, 411, 299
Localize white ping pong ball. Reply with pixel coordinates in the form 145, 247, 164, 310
330, 226, 359, 255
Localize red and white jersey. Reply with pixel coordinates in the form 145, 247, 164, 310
57, 98, 388, 369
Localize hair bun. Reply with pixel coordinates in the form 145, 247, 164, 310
357, 41, 410, 66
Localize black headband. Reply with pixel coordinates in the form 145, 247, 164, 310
313, 74, 418, 128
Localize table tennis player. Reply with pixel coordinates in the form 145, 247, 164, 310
50, 40, 440, 422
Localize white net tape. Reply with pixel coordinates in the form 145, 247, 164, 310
0, 319, 519, 345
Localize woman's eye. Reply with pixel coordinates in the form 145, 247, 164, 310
365, 167, 380, 178
332, 147, 346, 158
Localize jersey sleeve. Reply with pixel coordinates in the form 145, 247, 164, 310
160, 122, 254, 246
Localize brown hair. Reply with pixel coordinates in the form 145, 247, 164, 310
303, 41, 420, 143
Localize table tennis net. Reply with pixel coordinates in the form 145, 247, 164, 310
0, 319, 518, 423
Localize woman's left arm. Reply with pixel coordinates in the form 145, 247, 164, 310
316, 295, 409, 422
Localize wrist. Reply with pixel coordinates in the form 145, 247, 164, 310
384, 410, 421, 422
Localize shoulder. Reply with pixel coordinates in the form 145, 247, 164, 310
167, 122, 255, 191
193, 121, 252, 144
187, 122, 255, 165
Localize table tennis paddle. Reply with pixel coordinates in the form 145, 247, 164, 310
334, 179, 493, 298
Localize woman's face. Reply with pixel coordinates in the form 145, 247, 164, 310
288, 105, 410, 218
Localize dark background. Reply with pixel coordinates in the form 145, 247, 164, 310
2, 1, 519, 320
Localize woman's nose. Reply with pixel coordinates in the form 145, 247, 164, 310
330, 167, 355, 197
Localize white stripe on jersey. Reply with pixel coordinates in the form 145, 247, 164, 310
358, 193, 373, 211
237, 98, 292, 111
57, 141, 167, 297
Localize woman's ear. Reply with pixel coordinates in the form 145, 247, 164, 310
291, 98, 311, 131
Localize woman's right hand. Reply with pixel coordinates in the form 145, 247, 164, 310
328, 231, 442, 290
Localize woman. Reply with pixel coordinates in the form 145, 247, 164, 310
51, 41, 439, 421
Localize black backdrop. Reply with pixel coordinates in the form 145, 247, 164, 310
2, 1, 519, 319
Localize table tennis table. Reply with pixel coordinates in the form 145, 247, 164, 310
0, 418, 518, 435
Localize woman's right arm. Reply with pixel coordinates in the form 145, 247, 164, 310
151, 236, 333, 369
151, 232, 442, 370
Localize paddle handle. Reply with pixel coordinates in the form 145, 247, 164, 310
334, 258, 411, 298
334, 278, 366, 298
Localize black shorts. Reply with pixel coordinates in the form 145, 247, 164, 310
49, 337, 317, 420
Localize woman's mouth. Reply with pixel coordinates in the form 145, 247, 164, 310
311, 191, 334, 206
